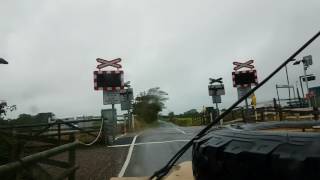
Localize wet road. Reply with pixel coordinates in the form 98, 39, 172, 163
116, 121, 202, 177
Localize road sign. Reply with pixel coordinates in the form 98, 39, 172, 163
233, 60, 254, 71
120, 88, 134, 102
237, 86, 251, 100
121, 101, 132, 111
96, 58, 122, 69
103, 91, 121, 105
302, 75, 316, 82
232, 70, 258, 87
94, 70, 124, 91
208, 84, 225, 96
209, 78, 223, 84
212, 96, 222, 103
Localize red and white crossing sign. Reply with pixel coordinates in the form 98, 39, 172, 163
96, 58, 122, 69
233, 60, 254, 71
94, 70, 124, 91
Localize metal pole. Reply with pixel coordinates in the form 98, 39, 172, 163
303, 64, 311, 107
276, 85, 281, 107
244, 98, 249, 121
299, 76, 305, 98
285, 65, 291, 103
215, 102, 219, 116
296, 86, 302, 107
215, 102, 223, 125
292, 87, 296, 99
111, 104, 115, 143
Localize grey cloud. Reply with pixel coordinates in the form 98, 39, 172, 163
1, 0, 320, 118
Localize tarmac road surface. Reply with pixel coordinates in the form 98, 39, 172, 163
113, 121, 203, 177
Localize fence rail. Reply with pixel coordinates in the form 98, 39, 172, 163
0, 136, 79, 180
187, 106, 320, 126
0, 118, 102, 146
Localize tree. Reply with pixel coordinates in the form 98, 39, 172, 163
133, 87, 168, 123
183, 109, 198, 116
0, 101, 16, 120
168, 112, 175, 121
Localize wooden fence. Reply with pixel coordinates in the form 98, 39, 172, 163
0, 118, 101, 146
189, 106, 319, 126
0, 135, 78, 180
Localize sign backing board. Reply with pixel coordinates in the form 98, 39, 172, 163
302, 75, 316, 82
121, 101, 132, 111
103, 91, 121, 105
212, 96, 222, 104
94, 70, 124, 91
120, 88, 134, 102
101, 109, 117, 124
237, 86, 251, 100
232, 70, 258, 87
208, 84, 225, 96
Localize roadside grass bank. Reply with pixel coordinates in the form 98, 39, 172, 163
170, 117, 202, 127
133, 118, 160, 131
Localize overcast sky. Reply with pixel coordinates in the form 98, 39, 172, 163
1, 0, 320, 118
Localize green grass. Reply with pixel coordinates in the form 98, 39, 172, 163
171, 117, 202, 126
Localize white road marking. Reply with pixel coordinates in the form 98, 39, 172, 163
136, 139, 189, 145
174, 127, 187, 134
108, 144, 131, 148
115, 133, 126, 140
118, 135, 138, 177
109, 139, 190, 148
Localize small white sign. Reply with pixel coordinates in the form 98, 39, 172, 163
120, 88, 134, 102
208, 84, 225, 96
237, 86, 251, 100
212, 96, 222, 104
121, 101, 132, 111
103, 91, 121, 105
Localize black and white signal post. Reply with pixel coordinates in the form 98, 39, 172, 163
232, 60, 258, 122
94, 58, 125, 145
208, 77, 225, 125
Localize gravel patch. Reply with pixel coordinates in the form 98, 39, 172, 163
44, 145, 128, 180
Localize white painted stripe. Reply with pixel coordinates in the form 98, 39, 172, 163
118, 135, 138, 177
109, 144, 131, 148
174, 127, 186, 134
135, 139, 189, 146
109, 139, 190, 148
115, 133, 126, 140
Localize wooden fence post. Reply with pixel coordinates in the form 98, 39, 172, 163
260, 107, 265, 121
279, 106, 283, 121
68, 135, 76, 180
57, 122, 61, 145
313, 106, 319, 120
241, 107, 246, 123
